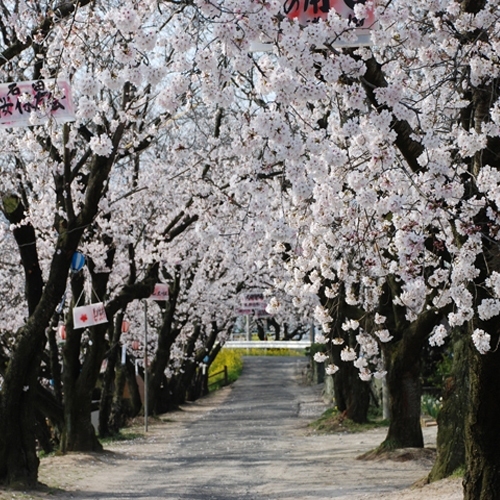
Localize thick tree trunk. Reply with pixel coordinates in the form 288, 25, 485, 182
108, 357, 142, 433
107, 363, 128, 433
61, 389, 102, 452
428, 327, 467, 482
332, 343, 370, 423
99, 315, 125, 437
380, 338, 424, 450
60, 268, 107, 453
0, 332, 45, 487
186, 367, 205, 401
60, 316, 104, 453
376, 277, 446, 451
0, 228, 80, 485
148, 271, 181, 415
169, 325, 203, 406
463, 333, 500, 499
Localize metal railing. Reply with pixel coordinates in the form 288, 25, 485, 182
223, 340, 311, 349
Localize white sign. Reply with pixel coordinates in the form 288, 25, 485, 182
236, 308, 271, 318
73, 302, 108, 329
149, 283, 169, 301
0, 78, 75, 127
241, 292, 267, 311
237, 292, 271, 317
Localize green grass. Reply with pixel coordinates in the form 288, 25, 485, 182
451, 466, 465, 478
98, 429, 143, 445
208, 349, 244, 390
208, 347, 303, 391
309, 407, 389, 434
421, 394, 442, 419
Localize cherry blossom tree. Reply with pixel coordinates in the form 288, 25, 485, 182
0, 0, 210, 485
184, 0, 500, 496
2, 0, 500, 498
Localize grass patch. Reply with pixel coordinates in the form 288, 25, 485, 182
37, 449, 56, 459
451, 466, 465, 478
98, 429, 143, 445
208, 349, 244, 391
309, 407, 389, 434
421, 393, 442, 420
208, 347, 303, 391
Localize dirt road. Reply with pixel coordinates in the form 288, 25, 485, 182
4, 356, 463, 500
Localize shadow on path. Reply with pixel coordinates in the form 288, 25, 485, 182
39, 356, 442, 500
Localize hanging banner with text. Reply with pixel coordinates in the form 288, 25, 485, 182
149, 283, 169, 301
0, 78, 76, 127
73, 302, 108, 329
284, 0, 376, 45
237, 293, 271, 317
250, 0, 376, 51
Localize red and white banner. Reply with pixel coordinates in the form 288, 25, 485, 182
0, 78, 75, 127
250, 0, 376, 51
149, 283, 169, 301
73, 302, 108, 329
284, 0, 376, 29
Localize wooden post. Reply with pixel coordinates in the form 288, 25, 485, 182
224, 365, 228, 386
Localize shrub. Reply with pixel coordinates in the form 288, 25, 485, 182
208, 349, 244, 390
421, 393, 442, 419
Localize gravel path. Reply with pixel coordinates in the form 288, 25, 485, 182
31, 356, 462, 500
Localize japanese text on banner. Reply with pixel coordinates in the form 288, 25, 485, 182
0, 78, 75, 127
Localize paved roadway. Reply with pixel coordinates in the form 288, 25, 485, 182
68, 356, 437, 500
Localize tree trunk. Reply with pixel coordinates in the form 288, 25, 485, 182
109, 357, 142, 433
332, 359, 370, 423
148, 271, 181, 415
60, 266, 107, 452
107, 363, 129, 434
99, 315, 125, 437
463, 330, 500, 499
380, 336, 424, 450
376, 277, 447, 451
186, 367, 205, 401
428, 327, 467, 482
60, 317, 104, 453
0, 331, 44, 487
0, 233, 79, 486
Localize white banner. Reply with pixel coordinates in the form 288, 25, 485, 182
0, 78, 75, 127
73, 302, 108, 329
240, 292, 267, 311
149, 283, 169, 301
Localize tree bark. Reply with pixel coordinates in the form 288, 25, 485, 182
148, 270, 182, 415
330, 330, 370, 424
99, 314, 126, 437
381, 338, 425, 449
428, 327, 467, 482
60, 269, 104, 453
464, 325, 500, 499
377, 280, 444, 451
0, 221, 82, 486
